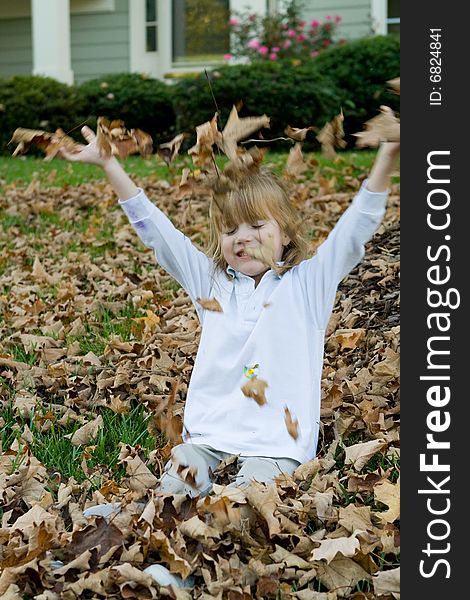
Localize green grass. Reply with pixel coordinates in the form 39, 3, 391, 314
1, 400, 163, 487
0, 148, 383, 191
70, 302, 147, 356
0, 155, 172, 189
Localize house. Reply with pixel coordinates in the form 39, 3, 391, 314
0, 0, 399, 85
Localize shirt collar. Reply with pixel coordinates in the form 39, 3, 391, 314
226, 263, 284, 281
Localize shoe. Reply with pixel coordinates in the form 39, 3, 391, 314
82, 502, 122, 520
144, 564, 195, 588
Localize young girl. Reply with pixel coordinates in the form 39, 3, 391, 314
62, 126, 399, 499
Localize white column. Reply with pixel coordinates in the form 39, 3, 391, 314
370, 0, 387, 35
158, 0, 172, 76
31, 0, 74, 84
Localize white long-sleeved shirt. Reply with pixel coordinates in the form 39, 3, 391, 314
120, 182, 388, 463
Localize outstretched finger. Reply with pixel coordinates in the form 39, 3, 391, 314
81, 125, 96, 143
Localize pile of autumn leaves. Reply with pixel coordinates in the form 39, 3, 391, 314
1, 98, 400, 599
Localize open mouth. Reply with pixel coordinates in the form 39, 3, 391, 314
236, 250, 250, 258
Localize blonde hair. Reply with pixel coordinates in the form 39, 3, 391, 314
208, 169, 308, 276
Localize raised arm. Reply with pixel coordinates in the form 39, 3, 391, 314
367, 140, 400, 192
60, 125, 138, 200
60, 125, 214, 316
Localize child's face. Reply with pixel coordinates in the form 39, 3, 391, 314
220, 218, 290, 284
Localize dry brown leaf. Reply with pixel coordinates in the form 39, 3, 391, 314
316, 110, 346, 158
344, 439, 388, 471
284, 407, 299, 440
96, 116, 153, 158
241, 376, 268, 406
284, 142, 308, 178
149, 530, 193, 579
216, 105, 270, 161
328, 328, 366, 352
66, 415, 103, 446
311, 531, 361, 563
284, 125, 315, 142
374, 477, 400, 523
122, 453, 159, 491
353, 105, 400, 148
9, 127, 81, 160
243, 481, 281, 537
316, 556, 371, 596
176, 462, 199, 490
188, 113, 219, 166
372, 566, 400, 598
157, 132, 187, 165
387, 77, 400, 95
197, 297, 223, 312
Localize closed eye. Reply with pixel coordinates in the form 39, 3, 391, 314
224, 227, 237, 235
250, 223, 264, 229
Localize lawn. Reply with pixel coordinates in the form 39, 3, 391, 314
0, 149, 400, 598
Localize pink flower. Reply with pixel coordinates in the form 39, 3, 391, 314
297, 34, 306, 42
326, 15, 332, 20
310, 50, 319, 58
335, 15, 342, 23
228, 18, 239, 26
298, 20, 306, 29
282, 39, 292, 49
247, 39, 260, 49
223, 53, 233, 60
269, 52, 278, 61
287, 29, 296, 37
258, 45, 269, 55
323, 39, 331, 47
310, 19, 319, 28
272, 46, 280, 52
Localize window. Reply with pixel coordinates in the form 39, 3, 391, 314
387, 0, 400, 35
172, 0, 230, 65
146, 0, 158, 52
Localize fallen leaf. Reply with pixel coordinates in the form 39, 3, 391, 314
344, 439, 388, 471
373, 566, 400, 598
311, 530, 361, 563
374, 477, 400, 523
66, 415, 103, 446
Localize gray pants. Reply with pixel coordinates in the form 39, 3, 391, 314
158, 443, 300, 497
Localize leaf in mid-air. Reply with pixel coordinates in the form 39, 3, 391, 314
316, 109, 347, 158
353, 105, 400, 148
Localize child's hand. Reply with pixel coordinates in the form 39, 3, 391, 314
59, 125, 113, 168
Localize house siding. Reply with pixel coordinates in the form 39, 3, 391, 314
300, 1, 373, 40
0, 17, 32, 77
70, 0, 130, 84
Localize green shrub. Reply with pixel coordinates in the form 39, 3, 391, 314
172, 61, 342, 152
314, 34, 400, 142
76, 73, 176, 145
0, 75, 82, 155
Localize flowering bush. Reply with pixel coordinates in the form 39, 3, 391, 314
225, 0, 343, 64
